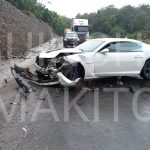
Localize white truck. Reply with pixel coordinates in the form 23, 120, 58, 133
72, 19, 89, 43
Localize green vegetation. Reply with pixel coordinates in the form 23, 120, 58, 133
6, 0, 71, 35
76, 5, 150, 43
89, 32, 110, 39
5, 1, 150, 43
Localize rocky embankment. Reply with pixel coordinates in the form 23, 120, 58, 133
0, 0, 53, 58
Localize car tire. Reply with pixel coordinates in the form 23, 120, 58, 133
67, 66, 80, 81
140, 59, 150, 80
66, 64, 84, 79
67, 65, 84, 88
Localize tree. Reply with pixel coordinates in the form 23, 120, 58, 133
76, 4, 150, 41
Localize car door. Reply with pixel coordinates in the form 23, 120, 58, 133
94, 41, 145, 76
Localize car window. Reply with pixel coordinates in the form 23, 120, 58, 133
77, 40, 105, 52
103, 41, 142, 52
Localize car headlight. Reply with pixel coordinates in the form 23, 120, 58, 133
77, 38, 80, 41
64, 38, 67, 41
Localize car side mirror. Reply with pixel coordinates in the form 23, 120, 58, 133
101, 48, 109, 54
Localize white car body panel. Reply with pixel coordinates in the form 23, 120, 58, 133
94, 52, 145, 76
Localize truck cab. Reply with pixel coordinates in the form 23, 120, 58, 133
72, 19, 89, 44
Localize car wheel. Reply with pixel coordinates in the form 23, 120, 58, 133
61, 63, 85, 86
67, 65, 84, 88
67, 66, 80, 81
140, 59, 150, 80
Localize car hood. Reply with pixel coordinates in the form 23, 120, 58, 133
39, 48, 82, 59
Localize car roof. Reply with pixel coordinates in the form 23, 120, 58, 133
91, 38, 142, 43
65, 31, 77, 34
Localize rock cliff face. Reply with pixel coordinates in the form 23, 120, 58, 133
0, 0, 53, 58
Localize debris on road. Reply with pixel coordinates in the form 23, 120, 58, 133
22, 127, 27, 133
10, 102, 17, 105
11, 66, 33, 94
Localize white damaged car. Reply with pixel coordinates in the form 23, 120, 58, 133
12, 38, 150, 88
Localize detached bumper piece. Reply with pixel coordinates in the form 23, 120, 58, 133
11, 64, 59, 89
11, 67, 33, 93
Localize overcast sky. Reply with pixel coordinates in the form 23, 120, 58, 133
40, 0, 150, 18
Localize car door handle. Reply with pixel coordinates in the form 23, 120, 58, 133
134, 57, 144, 59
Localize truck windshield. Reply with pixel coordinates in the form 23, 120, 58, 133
77, 40, 105, 52
74, 26, 88, 32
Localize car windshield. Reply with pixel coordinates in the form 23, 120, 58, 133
65, 33, 78, 38
77, 40, 105, 52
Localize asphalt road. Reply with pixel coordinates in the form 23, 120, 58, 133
0, 40, 150, 150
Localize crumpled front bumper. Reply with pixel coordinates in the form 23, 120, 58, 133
11, 64, 80, 89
